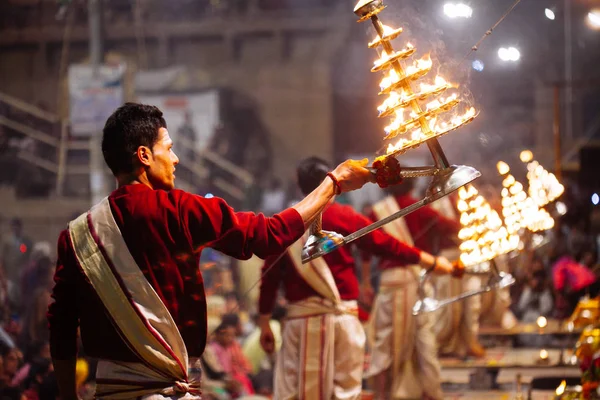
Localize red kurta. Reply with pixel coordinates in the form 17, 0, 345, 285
369, 194, 460, 257
48, 184, 305, 362
258, 202, 421, 314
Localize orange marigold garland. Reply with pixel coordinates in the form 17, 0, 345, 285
372, 156, 403, 188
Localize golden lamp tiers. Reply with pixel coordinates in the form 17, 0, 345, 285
298, 0, 481, 266
372, 46, 416, 72
377, 84, 451, 118
368, 27, 403, 48
379, 64, 433, 94
383, 107, 477, 157
383, 98, 461, 140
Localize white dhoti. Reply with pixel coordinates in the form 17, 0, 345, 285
365, 268, 443, 400
433, 256, 516, 357
274, 297, 366, 400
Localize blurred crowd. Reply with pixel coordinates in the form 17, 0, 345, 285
0, 177, 599, 399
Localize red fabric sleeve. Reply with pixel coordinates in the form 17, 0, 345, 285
177, 192, 305, 260
47, 230, 80, 360
416, 205, 461, 237
258, 252, 290, 315
342, 207, 421, 265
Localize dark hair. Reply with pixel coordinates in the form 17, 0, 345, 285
224, 292, 239, 302
216, 313, 240, 333
532, 270, 546, 280
102, 103, 167, 176
297, 157, 331, 196
221, 312, 240, 327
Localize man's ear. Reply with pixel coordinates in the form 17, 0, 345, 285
136, 146, 153, 167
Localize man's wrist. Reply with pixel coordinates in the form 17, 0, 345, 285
427, 257, 438, 272
326, 172, 342, 195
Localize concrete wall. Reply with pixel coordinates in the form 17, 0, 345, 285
0, 5, 352, 182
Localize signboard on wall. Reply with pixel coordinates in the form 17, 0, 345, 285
68, 63, 125, 136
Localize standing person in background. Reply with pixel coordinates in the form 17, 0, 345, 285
258, 157, 455, 400
48, 103, 375, 400
364, 189, 463, 400
1, 218, 32, 307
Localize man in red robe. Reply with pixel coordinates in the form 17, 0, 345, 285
257, 157, 454, 400
364, 180, 462, 400
47, 103, 375, 400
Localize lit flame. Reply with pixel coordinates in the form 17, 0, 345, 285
526, 160, 564, 207
520, 149, 533, 163
367, 18, 477, 157
368, 24, 403, 47
379, 55, 433, 92
556, 380, 566, 396
420, 75, 449, 94
384, 105, 476, 155
537, 316, 548, 328
499, 163, 555, 234
426, 93, 458, 111
457, 184, 520, 267
497, 161, 510, 175
404, 54, 433, 77
431, 107, 476, 134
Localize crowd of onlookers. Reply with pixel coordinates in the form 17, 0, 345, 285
0, 191, 599, 399
0, 217, 61, 400
509, 216, 600, 326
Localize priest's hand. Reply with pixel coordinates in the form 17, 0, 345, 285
419, 252, 453, 275
330, 158, 376, 193
452, 259, 466, 278
259, 316, 275, 354
432, 256, 454, 275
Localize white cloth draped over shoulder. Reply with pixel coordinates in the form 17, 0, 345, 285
365, 196, 443, 400
273, 233, 364, 400
69, 198, 200, 399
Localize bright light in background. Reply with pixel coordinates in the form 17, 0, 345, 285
498, 47, 521, 62
545, 8, 555, 20
592, 193, 599, 205
588, 9, 600, 30
555, 201, 567, 215
444, 3, 473, 18
205, 193, 214, 199
472, 59, 484, 71
520, 149, 533, 162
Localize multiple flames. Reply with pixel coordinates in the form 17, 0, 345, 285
519, 151, 565, 208
457, 184, 520, 267
498, 161, 555, 234
366, 24, 476, 156
456, 155, 561, 267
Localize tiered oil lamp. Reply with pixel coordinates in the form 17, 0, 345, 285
412, 184, 517, 315
520, 150, 565, 208
497, 161, 554, 234
456, 184, 520, 268
302, 0, 481, 263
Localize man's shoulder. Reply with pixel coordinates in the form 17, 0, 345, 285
56, 228, 74, 257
